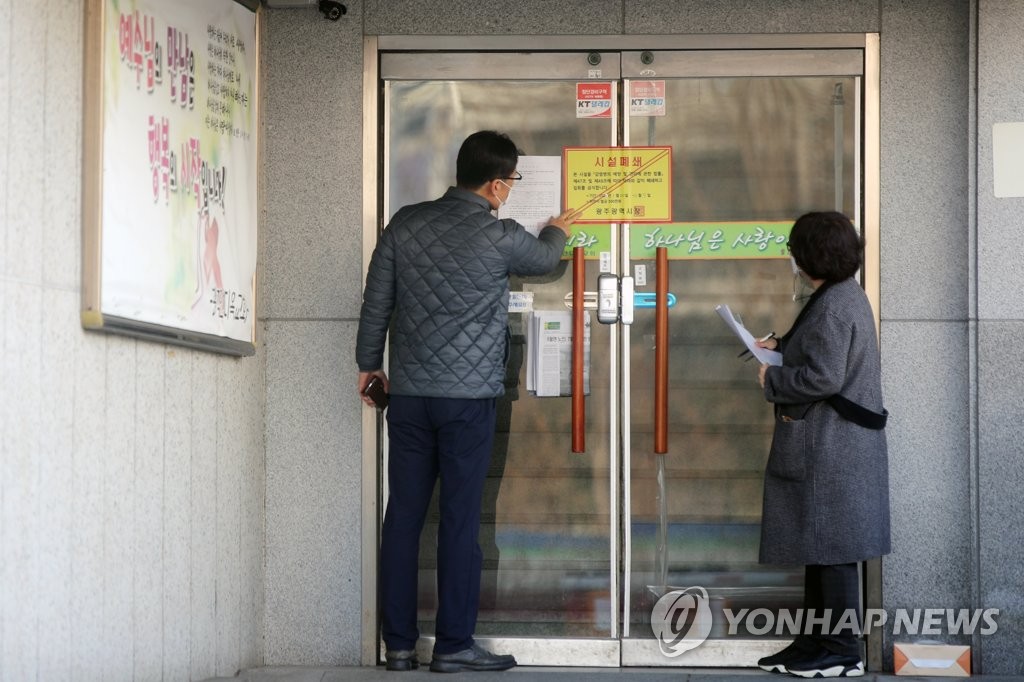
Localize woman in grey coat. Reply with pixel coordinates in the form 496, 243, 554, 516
754, 212, 891, 678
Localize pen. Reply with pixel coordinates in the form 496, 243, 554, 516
738, 332, 776, 359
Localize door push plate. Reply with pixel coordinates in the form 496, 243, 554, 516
595, 274, 636, 325
597, 273, 619, 324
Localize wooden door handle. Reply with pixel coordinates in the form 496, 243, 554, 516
572, 247, 585, 453
654, 247, 668, 455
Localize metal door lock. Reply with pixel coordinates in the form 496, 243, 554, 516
594, 274, 636, 325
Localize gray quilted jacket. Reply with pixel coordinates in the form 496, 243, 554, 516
356, 187, 568, 399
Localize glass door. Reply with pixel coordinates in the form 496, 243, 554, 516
380, 51, 624, 667
375, 43, 869, 668
619, 50, 864, 666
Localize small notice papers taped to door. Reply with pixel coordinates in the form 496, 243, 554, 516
526, 310, 591, 397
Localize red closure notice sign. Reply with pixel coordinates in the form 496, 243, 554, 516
576, 82, 612, 119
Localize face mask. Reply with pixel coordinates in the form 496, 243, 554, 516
790, 255, 811, 301
493, 179, 513, 208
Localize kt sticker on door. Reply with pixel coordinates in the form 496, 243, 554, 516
576, 82, 612, 118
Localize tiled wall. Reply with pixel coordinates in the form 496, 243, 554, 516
0, 1, 265, 679
4, 0, 1022, 676
976, 0, 1024, 673
260, 1, 367, 666
877, 0, 975, 671
262, 0, 1024, 672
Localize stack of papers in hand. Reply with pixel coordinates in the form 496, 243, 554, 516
715, 304, 783, 366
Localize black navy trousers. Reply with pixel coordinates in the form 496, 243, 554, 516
380, 395, 497, 655
802, 562, 861, 657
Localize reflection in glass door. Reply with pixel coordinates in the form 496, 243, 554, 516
375, 43, 870, 668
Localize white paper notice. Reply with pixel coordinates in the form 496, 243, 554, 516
508, 291, 534, 313
715, 304, 782, 366
498, 155, 564, 236
993, 122, 1024, 198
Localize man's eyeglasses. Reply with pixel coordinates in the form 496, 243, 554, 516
502, 171, 523, 181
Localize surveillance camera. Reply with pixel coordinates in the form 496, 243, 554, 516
318, 0, 346, 20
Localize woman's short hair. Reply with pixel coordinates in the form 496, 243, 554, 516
788, 211, 864, 282
456, 130, 520, 188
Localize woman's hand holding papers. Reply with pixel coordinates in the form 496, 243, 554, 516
755, 333, 778, 388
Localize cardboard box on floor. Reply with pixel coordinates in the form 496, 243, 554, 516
894, 642, 971, 676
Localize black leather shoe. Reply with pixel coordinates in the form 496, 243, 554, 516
429, 644, 516, 673
786, 647, 864, 678
384, 649, 419, 671
757, 638, 815, 673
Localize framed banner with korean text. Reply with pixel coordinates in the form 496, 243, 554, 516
82, 0, 259, 356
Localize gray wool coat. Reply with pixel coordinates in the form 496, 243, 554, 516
760, 277, 891, 566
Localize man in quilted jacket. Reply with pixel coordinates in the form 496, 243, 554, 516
356, 130, 579, 673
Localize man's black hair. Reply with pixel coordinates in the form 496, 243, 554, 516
456, 130, 520, 188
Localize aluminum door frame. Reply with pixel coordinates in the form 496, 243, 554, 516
370, 46, 624, 668
361, 33, 882, 668
618, 46, 874, 667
